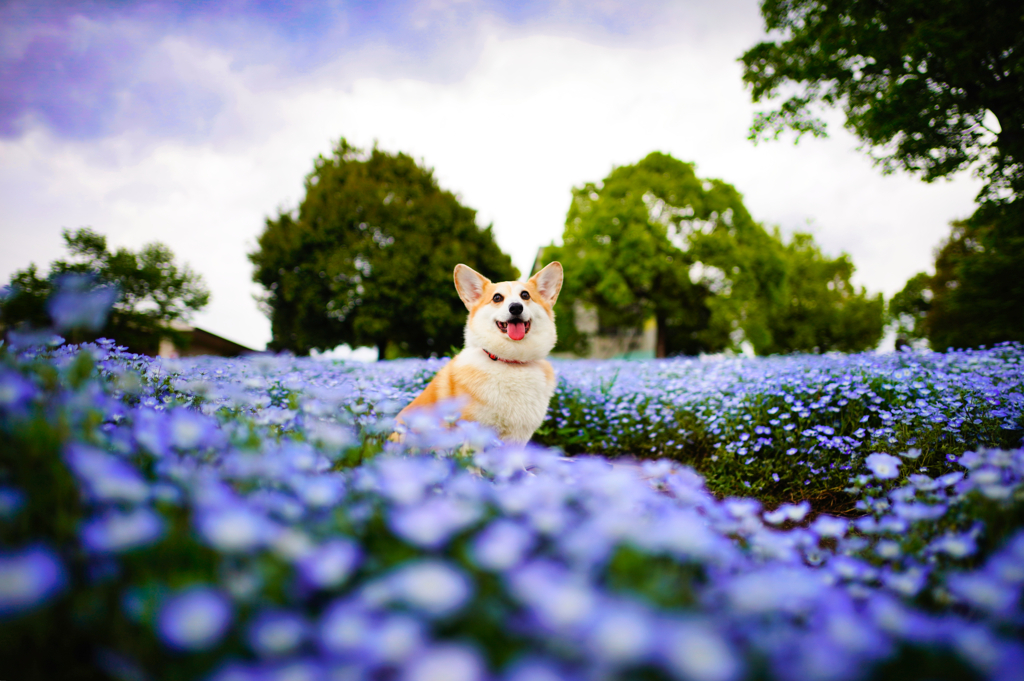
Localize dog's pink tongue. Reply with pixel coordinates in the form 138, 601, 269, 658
507, 321, 526, 341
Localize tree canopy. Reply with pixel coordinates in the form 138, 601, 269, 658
0, 228, 209, 353
542, 154, 722, 357
250, 139, 518, 358
891, 202, 1024, 350
767, 232, 885, 354
541, 152, 883, 357
741, 0, 1024, 201
888, 271, 932, 344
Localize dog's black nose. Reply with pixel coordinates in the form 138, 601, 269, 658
508, 302, 523, 316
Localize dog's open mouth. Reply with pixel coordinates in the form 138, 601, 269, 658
496, 319, 531, 341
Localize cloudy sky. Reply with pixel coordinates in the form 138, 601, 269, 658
0, 0, 983, 352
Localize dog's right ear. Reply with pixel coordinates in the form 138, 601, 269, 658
454, 264, 491, 310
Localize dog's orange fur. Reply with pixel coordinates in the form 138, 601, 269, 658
393, 262, 562, 443
398, 276, 556, 422
399, 355, 556, 424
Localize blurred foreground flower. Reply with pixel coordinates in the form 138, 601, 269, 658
81, 508, 165, 553
865, 452, 901, 480
245, 609, 308, 657
157, 587, 232, 651
3, 339, 1024, 680
0, 371, 36, 409
0, 545, 67, 618
403, 643, 485, 681
47, 273, 118, 332
388, 560, 472, 617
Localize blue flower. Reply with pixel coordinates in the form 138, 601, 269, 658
366, 613, 426, 664
168, 408, 221, 450
471, 519, 535, 571
295, 538, 361, 590
388, 560, 471, 617
0, 486, 26, 519
948, 623, 1009, 677
659, 619, 741, 681
891, 502, 947, 522
402, 643, 485, 681
4, 329, 63, 349
874, 540, 902, 560
375, 456, 450, 505
157, 587, 232, 651
291, 475, 345, 509
810, 515, 848, 539
0, 545, 67, 617
46, 274, 118, 332
65, 444, 150, 504
947, 572, 1021, 617
81, 508, 165, 553
509, 561, 596, 632
389, 497, 481, 549
502, 657, 574, 681
866, 595, 939, 642
865, 453, 901, 480
196, 503, 276, 553
245, 609, 308, 657
727, 566, 826, 616
0, 371, 36, 410
132, 408, 171, 457
306, 420, 357, 455
764, 501, 810, 525
930, 532, 977, 559
584, 601, 655, 664
881, 567, 929, 597
318, 599, 372, 656
7, 337, 1024, 678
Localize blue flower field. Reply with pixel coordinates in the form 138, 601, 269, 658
2, 333, 1023, 680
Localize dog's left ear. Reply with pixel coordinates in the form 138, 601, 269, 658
529, 261, 563, 306
454, 264, 491, 310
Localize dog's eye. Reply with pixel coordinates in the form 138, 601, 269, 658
492, 293, 504, 303
520, 291, 530, 300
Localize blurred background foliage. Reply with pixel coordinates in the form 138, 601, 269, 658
0, 229, 209, 354
250, 144, 886, 360
741, 0, 1024, 202
540, 152, 884, 357
250, 139, 518, 358
891, 202, 1024, 350
744, 0, 1024, 353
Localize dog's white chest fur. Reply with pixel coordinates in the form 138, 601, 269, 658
458, 349, 555, 443
395, 261, 563, 445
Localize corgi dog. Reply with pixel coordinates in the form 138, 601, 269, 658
395, 262, 563, 444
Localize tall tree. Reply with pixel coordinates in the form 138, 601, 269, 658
766, 232, 885, 354
892, 203, 1024, 350
250, 139, 518, 358
543, 153, 751, 357
0, 228, 209, 353
541, 152, 884, 356
888, 271, 932, 343
741, 0, 1024, 201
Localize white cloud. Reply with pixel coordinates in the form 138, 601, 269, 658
0, 19, 982, 351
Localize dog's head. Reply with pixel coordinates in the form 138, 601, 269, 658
454, 262, 562, 362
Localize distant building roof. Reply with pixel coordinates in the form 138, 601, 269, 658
158, 327, 256, 358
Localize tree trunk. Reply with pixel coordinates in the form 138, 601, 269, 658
655, 317, 667, 358
377, 341, 387, 361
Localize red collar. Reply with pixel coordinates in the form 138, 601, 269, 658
482, 348, 531, 365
